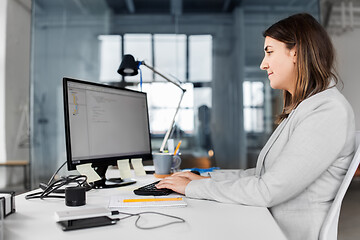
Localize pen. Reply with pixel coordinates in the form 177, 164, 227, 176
122, 197, 183, 203
174, 140, 182, 155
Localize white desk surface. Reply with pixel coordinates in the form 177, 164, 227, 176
4, 174, 287, 240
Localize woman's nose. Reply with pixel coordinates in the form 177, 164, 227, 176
260, 58, 268, 70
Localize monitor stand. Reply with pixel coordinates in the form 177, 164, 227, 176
92, 165, 136, 189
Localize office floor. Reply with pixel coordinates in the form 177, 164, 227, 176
338, 179, 360, 240
1, 179, 360, 239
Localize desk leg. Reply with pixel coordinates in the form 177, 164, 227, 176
24, 165, 30, 190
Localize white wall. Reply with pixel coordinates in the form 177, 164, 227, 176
332, 30, 360, 130
5, 0, 31, 162
0, 0, 31, 188
0, 0, 8, 188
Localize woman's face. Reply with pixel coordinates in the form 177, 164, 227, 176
260, 37, 297, 95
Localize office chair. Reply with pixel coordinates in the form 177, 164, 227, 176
319, 131, 360, 240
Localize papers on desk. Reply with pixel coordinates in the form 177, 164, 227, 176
109, 195, 187, 208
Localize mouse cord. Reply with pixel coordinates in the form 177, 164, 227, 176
111, 211, 185, 230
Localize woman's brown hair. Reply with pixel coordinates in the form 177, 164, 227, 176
263, 13, 338, 123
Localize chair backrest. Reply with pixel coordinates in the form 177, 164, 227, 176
319, 131, 360, 240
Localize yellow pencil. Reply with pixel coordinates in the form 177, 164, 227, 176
123, 197, 183, 203
174, 140, 182, 155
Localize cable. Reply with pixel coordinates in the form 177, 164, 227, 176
134, 212, 185, 230
139, 66, 143, 91
111, 211, 185, 230
26, 174, 89, 200
26, 160, 92, 200
26, 175, 88, 200
47, 161, 67, 185
26, 161, 185, 229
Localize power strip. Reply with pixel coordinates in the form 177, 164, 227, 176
54, 207, 111, 221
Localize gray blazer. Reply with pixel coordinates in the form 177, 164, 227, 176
185, 86, 355, 240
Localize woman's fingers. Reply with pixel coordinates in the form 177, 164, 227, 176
155, 176, 191, 195
172, 171, 209, 180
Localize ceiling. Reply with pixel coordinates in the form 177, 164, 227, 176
34, 0, 318, 16
106, 0, 241, 14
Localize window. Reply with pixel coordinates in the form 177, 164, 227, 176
140, 83, 194, 134
99, 34, 213, 83
99, 35, 122, 82
243, 81, 264, 132
124, 34, 153, 82
154, 34, 186, 82
189, 35, 212, 82
99, 34, 213, 136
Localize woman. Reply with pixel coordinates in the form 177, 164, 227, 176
156, 13, 355, 240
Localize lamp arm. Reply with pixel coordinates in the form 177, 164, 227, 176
140, 61, 186, 153
141, 62, 186, 92
159, 90, 185, 152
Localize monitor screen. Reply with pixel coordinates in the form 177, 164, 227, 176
63, 78, 152, 187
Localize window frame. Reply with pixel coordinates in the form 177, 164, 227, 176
98, 33, 214, 137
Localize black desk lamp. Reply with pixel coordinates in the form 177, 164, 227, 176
118, 54, 186, 152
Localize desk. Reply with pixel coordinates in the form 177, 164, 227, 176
3, 175, 286, 240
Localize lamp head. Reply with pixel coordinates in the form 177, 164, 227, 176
117, 54, 140, 76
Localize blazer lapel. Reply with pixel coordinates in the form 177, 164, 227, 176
255, 110, 295, 177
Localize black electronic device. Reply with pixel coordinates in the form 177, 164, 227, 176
65, 186, 86, 206
57, 216, 118, 231
134, 180, 173, 196
134, 171, 201, 196
63, 78, 152, 189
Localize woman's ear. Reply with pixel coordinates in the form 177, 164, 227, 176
290, 48, 297, 63
290, 47, 297, 63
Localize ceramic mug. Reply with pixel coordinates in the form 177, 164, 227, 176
153, 152, 182, 175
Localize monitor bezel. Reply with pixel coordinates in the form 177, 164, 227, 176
63, 77, 153, 171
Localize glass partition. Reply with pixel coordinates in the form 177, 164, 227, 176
31, 0, 320, 186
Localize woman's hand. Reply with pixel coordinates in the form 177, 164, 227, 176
156, 172, 210, 195
155, 176, 191, 195
172, 171, 210, 181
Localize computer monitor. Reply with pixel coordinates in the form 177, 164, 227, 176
63, 77, 152, 188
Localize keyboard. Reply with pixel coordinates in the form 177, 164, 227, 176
133, 171, 200, 196
133, 180, 173, 196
